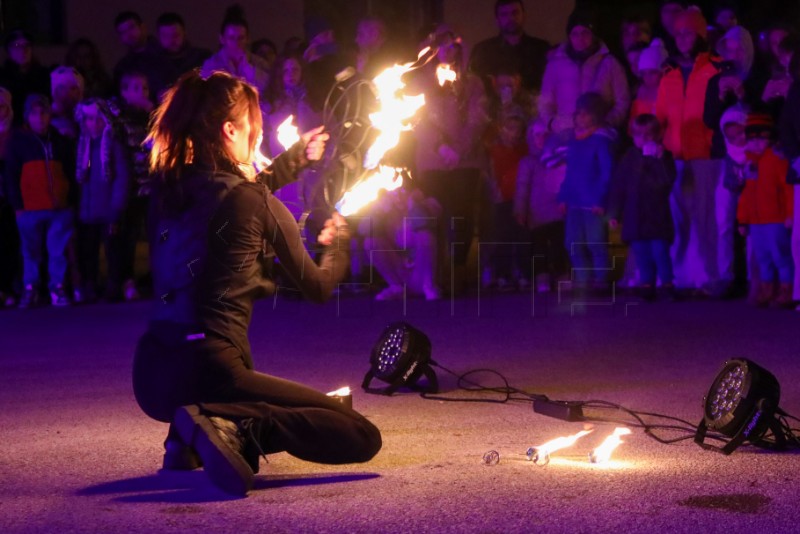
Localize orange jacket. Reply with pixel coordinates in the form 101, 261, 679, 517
655, 53, 718, 160
737, 148, 794, 225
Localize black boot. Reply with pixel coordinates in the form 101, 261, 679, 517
162, 438, 202, 471
174, 405, 254, 496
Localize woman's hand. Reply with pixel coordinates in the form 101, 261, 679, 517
317, 212, 348, 246
302, 126, 330, 162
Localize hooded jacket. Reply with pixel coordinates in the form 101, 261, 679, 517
737, 147, 793, 225
539, 41, 631, 133
656, 52, 719, 160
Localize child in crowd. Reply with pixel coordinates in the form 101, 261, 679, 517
4, 94, 76, 307
485, 105, 529, 290
736, 112, 794, 308
717, 106, 750, 298
50, 66, 84, 139
108, 69, 153, 300
360, 186, 442, 301
514, 119, 568, 292
608, 114, 677, 301
74, 99, 131, 303
629, 39, 668, 129
558, 92, 615, 292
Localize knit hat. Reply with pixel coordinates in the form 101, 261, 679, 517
638, 38, 669, 71
566, 11, 595, 35
23, 93, 50, 117
575, 91, 608, 120
673, 5, 708, 40
745, 112, 774, 138
51, 66, 85, 98
719, 104, 747, 131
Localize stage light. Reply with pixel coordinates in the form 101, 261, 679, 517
695, 358, 787, 455
362, 322, 438, 395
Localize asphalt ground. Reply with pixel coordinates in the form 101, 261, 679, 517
1, 291, 799, 533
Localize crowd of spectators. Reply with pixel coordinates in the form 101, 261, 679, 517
0, 0, 798, 311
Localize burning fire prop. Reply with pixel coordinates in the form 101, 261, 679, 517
335, 48, 433, 216
526, 427, 631, 466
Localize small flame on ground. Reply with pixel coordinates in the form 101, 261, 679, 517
589, 427, 631, 464
326, 386, 352, 397
335, 166, 403, 216
537, 429, 593, 456
436, 64, 456, 86
277, 115, 300, 150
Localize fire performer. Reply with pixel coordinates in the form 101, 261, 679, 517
132, 71, 381, 496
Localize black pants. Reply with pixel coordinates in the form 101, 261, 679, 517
527, 221, 568, 278
132, 323, 382, 465
77, 222, 125, 294
0, 201, 20, 294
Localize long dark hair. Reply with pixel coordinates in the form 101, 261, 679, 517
147, 70, 262, 209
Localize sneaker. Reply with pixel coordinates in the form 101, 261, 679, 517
50, 285, 72, 307
162, 438, 203, 471
123, 279, 140, 301
174, 405, 254, 496
375, 285, 403, 301
423, 285, 442, 301
19, 286, 40, 309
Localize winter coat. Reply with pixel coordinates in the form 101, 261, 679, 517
538, 42, 631, 133
607, 147, 677, 243
655, 53, 719, 160
557, 129, 615, 208
737, 147, 793, 225
3, 127, 76, 211
514, 152, 565, 229
411, 63, 490, 172
78, 136, 130, 224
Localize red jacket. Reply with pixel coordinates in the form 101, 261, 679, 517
737, 148, 794, 225
655, 53, 719, 161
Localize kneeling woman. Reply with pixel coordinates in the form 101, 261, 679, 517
132, 71, 381, 496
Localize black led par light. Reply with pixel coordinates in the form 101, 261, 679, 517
695, 358, 787, 455
362, 322, 438, 395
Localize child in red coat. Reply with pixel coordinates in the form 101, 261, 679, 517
737, 113, 794, 307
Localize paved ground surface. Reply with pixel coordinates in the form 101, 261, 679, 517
1, 290, 799, 533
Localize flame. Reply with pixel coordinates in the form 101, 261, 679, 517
277, 115, 300, 150
436, 64, 456, 86
536, 429, 593, 456
363, 63, 426, 170
589, 427, 631, 464
335, 166, 403, 216
326, 386, 352, 397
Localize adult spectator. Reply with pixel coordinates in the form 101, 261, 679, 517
112, 11, 172, 104
265, 54, 314, 157
538, 11, 630, 133
155, 12, 211, 87
251, 38, 278, 71
0, 30, 50, 126
50, 66, 84, 139
621, 14, 653, 53
411, 25, 489, 283
468, 0, 551, 93
355, 17, 399, 80
201, 5, 270, 100
654, 1, 686, 51
64, 38, 113, 98
655, 7, 720, 290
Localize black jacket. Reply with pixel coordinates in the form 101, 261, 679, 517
608, 147, 677, 243
469, 34, 551, 92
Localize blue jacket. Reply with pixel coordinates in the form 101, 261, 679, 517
557, 129, 614, 208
